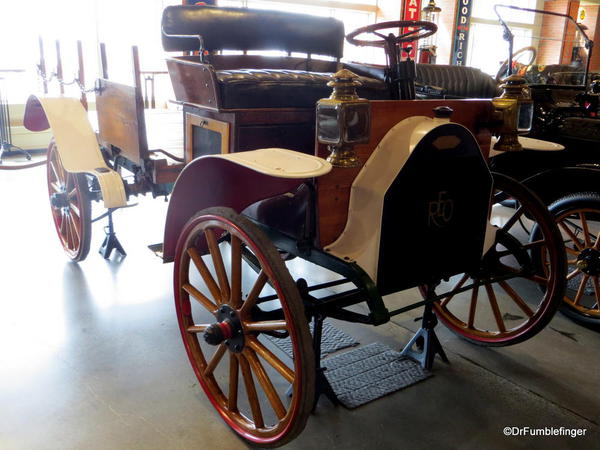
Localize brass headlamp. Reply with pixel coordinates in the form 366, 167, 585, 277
492, 74, 533, 152
316, 69, 371, 167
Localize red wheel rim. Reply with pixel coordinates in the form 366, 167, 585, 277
432, 174, 564, 345
174, 211, 312, 445
46, 142, 91, 261
555, 206, 600, 318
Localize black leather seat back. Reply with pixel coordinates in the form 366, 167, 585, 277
162, 5, 345, 58
416, 64, 500, 98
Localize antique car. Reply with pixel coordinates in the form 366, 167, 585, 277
391, 4, 600, 326
491, 5, 600, 326
25, 5, 568, 446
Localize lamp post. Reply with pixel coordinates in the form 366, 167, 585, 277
418, 0, 441, 64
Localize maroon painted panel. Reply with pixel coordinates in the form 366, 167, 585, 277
23, 96, 50, 132
163, 156, 303, 262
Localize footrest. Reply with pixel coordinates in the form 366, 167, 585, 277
323, 342, 432, 409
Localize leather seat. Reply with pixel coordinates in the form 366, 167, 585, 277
344, 61, 500, 99
415, 64, 500, 98
215, 69, 389, 109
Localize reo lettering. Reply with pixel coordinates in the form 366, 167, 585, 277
428, 191, 455, 228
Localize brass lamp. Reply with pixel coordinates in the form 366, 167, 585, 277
316, 69, 371, 167
492, 74, 533, 152
419, 0, 442, 64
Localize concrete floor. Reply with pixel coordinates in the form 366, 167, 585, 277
1, 165, 599, 450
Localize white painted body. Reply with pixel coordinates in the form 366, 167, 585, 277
325, 116, 497, 282
489, 136, 565, 158
211, 148, 332, 178
25, 96, 127, 209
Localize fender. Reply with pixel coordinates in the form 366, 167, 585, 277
521, 166, 600, 206
163, 149, 331, 263
324, 115, 494, 283
24, 95, 127, 209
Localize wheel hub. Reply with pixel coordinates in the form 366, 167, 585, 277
576, 248, 600, 276
50, 191, 69, 209
203, 304, 245, 353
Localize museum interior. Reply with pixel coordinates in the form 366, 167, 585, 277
1, 0, 599, 448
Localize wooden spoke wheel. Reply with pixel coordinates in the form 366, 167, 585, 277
174, 207, 315, 447
46, 141, 92, 262
549, 194, 600, 324
433, 173, 565, 346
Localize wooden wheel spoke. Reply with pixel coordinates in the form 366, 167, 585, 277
64, 214, 75, 249
580, 212, 592, 247
484, 284, 506, 332
240, 271, 269, 316
188, 247, 222, 304
244, 320, 288, 332
594, 232, 600, 250
69, 202, 81, 219
467, 284, 478, 329
58, 212, 67, 237
186, 324, 211, 334
228, 354, 239, 411
501, 205, 524, 232
592, 277, 600, 311
244, 349, 287, 420
574, 274, 590, 306
50, 181, 62, 194
530, 275, 548, 286
247, 337, 294, 384
239, 354, 264, 429
182, 283, 218, 312
205, 228, 231, 303
565, 246, 580, 256
522, 239, 546, 251
559, 221, 585, 251
440, 273, 469, 307
567, 268, 581, 281
230, 236, 242, 308
49, 159, 63, 184
66, 212, 80, 241
204, 344, 227, 377
498, 281, 534, 317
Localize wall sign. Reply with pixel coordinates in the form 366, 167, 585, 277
451, 0, 473, 66
402, 0, 423, 60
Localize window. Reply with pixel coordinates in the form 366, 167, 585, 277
218, 0, 379, 63
466, 0, 544, 76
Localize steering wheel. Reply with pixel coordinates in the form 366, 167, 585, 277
496, 46, 537, 82
346, 20, 438, 48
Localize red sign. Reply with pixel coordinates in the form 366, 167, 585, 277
402, 0, 422, 60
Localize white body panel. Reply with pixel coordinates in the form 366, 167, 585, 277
489, 136, 564, 157
25, 96, 127, 209
325, 116, 496, 282
211, 148, 332, 178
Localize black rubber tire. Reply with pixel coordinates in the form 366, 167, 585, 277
549, 193, 600, 325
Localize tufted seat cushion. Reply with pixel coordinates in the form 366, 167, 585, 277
215, 69, 389, 109
415, 64, 500, 99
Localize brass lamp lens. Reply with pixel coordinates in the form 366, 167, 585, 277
317, 104, 341, 144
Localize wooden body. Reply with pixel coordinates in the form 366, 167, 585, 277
183, 103, 316, 158
96, 78, 149, 165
